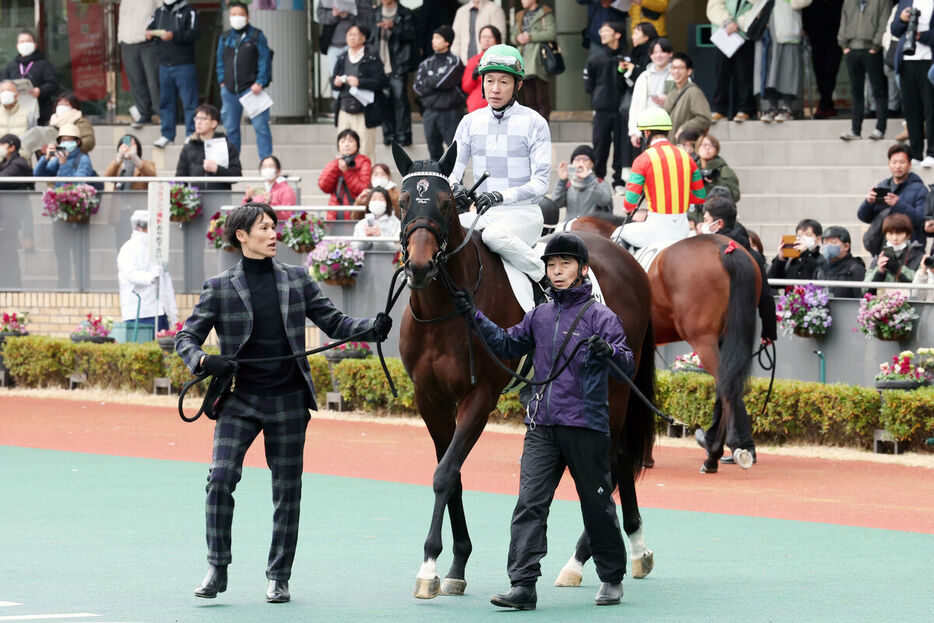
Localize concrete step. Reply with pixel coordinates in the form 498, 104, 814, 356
719, 139, 899, 167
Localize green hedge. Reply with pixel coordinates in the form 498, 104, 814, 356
3, 337, 933, 449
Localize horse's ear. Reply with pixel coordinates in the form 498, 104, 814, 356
438, 141, 457, 177
391, 140, 414, 177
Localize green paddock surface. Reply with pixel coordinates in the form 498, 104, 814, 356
1, 446, 932, 623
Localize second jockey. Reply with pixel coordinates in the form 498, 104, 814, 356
449, 44, 551, 282
618, 108, 705, 250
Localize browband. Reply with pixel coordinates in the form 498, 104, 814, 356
401, 171, 452, 185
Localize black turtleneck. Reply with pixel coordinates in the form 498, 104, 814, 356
236, 256, 305, 396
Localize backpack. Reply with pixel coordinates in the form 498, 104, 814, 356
862, 207, 890, 257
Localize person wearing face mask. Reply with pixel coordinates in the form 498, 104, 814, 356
103, 134, 156, 191
49, 93, 96, 154
627, 37, 673, 151
767, 218, 831, 283
1, 30, 58, 126
819, 226, 866, 298
552, 144, 613, 220
32, 123, 93, 184
354, 163, 400, 215
216, 2, 273, 161
0, 133, 33, 190
243, 156, 297, 208
352, 187, 401, 251
0, 81, 33, 141
318, 129, 372, 221
865, 213, 926, 292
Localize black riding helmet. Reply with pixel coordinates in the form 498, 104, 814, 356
541, 232, 589, 264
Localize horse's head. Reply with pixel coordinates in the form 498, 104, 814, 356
392, 141, 459, 290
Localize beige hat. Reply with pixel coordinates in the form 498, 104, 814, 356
56, 123, 82, 144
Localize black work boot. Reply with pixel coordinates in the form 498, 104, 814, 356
491, 584, 537, 610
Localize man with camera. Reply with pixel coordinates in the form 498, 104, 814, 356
552, 144, 613, 220
891, 0, 934, 167
767, 218, 831, 282
820, 226, 866, 297
857, 144, 928, 255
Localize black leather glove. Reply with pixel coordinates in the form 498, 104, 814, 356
589, 337, 614, 360
373, 312, 393, 342
453, 290, 475, 317
474, 190, 503, 213
202, 354, 236, 377
451, 182, 472, 213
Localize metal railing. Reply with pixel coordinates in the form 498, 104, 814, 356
0, 176, 302, 184
769, 279, 934, 292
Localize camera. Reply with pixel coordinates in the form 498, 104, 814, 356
341, 154, 356, 168
924, 256, 934, 268
904, 7, 921, 57
700, 168, 720, 182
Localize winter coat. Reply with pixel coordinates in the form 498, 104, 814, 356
217, 24, 271, 95
698, 154, 741, 202
630, 0, 669, 36
1, 50, 59, 125
117, 229, 178, 322
33, 148, 94, 185
0, 154, 33, 189
413, 51, 465, 111
838, 0, 891, 51
0, 102, 31, 139
317, 153, 372, 218
584, 44, 627, 112
351, 212, 401, 251
664, 80, 712, 139
770, 0, 812, 44
175, 131, 242, 190
451, 0, 507, 63
865, 240, 926, 283
332, 50, 389, 128
857, 172, 929, 248
768, 247, 831, 281
473, 281, 635, 434
891, 0, 934, 74
147, 0, 200, 67
823, 252, 866, 297
242, 178, 296, 207
552, 174, 613, 219
512, 6, 557, 81
103, 157, 157, 190
627, 62, 671, 136
367, 3, 418, 75
912, 262, 934, 301
720, 220, 778, 340
49, 109, 96, 154
462, 53, 487, 112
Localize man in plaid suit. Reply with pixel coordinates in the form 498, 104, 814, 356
175, 203, 392, 603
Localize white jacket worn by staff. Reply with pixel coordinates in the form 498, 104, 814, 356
117, 228, 178, 323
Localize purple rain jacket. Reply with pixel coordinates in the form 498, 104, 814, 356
473, 280, 634, 433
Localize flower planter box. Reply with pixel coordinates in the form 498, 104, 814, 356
672, 366, 708, 375
324, 277, 356, 287
290, 243, 316, 254
62, 213, 91, 224
70, 335, 116, 344
874, 379, 926, 391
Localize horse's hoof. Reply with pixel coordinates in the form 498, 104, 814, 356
413, 575, 441, 599
440, 577, 467, 596
631, 550, 654, 579
699, 460, 718, 474
554, 568, 583, 587
733, 448, 754, 470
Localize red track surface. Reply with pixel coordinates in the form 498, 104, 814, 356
2, 396, 932, 534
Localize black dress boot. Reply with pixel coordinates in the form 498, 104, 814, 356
491, 584, 537, 610
266, 579, 290, 603
194, 565, 227, 598
594, 581, 623, 605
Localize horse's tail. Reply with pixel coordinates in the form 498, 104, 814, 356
717, 243, 759, 425
624, 316, 657, 479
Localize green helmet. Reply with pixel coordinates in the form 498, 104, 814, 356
478, 44, 525, 80
636, 108, 672, 131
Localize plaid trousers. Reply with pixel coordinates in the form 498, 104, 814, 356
205, 388, 309, 581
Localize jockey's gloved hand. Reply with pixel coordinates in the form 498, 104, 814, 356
589, 336, 614, 360
453, 290, 475, 317
373, 312, 393, 342
451, 183, 472, 213
202, 355, 236, 377
474, 191, 503, 213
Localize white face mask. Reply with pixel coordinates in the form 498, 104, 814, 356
371, 176, 389, 188
887, 240, 908, 252
260, 167, 277, 181
17, 42, 35, 57
800, 235, 817, 251
0, 146, 8, 159
699, 222, 716, 235
55, 105, 72, 118
369, 201, 387, 217
229, 15, 248, 30
0, 91, 15, 106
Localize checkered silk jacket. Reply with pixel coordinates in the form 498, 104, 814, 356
175, 258, 377, 408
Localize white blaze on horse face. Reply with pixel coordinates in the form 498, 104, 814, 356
628, 526, 647, 558
417, 558, 438, 580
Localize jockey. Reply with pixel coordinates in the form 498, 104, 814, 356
449, 44, 551, 282
618, 108, 705, 250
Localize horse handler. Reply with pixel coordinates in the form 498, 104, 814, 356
175, 203, 392, 603
453, 233, 635, 610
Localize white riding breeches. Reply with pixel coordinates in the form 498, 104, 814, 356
617, 211, 689, 249
459, 203, 545, 281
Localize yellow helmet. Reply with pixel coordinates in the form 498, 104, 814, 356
636, 108, 672, 131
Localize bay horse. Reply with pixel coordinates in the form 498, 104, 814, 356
393, 142, 658, 600
571, 215, 761, 474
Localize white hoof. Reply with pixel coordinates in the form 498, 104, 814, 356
631, 550, 654, 579
413, 575, 441, 599
554, 568, 583, 587
440, 577, 467, 596
734, 448, 754, 470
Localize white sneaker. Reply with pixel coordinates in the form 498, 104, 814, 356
129, 105, 142, 123
153, 136, 172, 148
912, 158, 923, 167
921, 156, 934, 168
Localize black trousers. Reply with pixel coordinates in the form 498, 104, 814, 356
712, 39, 756, 117
899, 60, 934, 160
592, 110, 627, 186
422, 108, 461, 161
521, 76, 552, 121
381, 72, 412, 144
507, 425, 626, 586
121, 41, 161, 120
703, 395, 755, 453
845, 49, 887, 135
803, 0, 844, 110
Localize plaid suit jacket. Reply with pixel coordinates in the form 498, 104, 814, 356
175, 258, 377, 409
